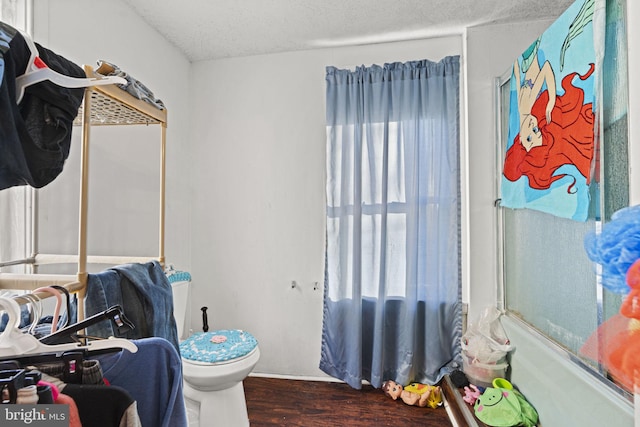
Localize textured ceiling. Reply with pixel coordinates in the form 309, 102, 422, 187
121, 0, 576, 62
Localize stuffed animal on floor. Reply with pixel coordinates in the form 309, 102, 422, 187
473, 385, 538, 427
463, 384, 481, 405
381, 380, 442, 408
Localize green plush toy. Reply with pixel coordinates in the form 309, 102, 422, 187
473, 385, 538, 427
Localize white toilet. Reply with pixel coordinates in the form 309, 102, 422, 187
170, 275, 260, 427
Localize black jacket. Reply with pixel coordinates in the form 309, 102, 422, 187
0, 21, 84, 190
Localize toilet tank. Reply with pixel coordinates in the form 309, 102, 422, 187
168, 275, 191, 341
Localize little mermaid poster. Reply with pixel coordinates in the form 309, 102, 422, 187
501, 0, 604, 221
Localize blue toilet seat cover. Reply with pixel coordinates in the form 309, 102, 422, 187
166, 271, 192, 283
179, 330, 258, 363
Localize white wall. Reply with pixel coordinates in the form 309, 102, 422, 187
188, 37, 462, 377
31, 0, 192, 271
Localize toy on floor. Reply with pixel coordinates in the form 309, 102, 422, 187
473, 379, 538, 427
381, 380, 442, 408
462, 383, 481, 405
449, 369, 470, 388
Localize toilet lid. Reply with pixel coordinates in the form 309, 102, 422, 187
166, 270, 192, 283
179, 330, 258, 364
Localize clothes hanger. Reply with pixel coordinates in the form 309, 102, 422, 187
39, 304, 135, 345
0, 369, 27, 404
33, 286, 63, 333
15, 30, 127, 104
49, 285, 72, 329
0, 297, 137, 358
19, 292, 42, 336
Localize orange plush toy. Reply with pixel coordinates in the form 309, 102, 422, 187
604, 259, 640, 391
581, 205, 640, 392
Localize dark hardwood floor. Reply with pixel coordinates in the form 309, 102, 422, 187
244, 376, 453, 426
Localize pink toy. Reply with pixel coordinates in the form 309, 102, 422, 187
463, 384, 481, 405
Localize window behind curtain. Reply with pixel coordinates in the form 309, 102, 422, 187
321, 58, 462, 389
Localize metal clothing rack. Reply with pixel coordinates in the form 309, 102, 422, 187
0, 65, 167, 320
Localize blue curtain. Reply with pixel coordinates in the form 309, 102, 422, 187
320, 56, 462, 389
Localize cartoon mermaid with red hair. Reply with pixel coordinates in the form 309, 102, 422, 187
504, 60, 595, 193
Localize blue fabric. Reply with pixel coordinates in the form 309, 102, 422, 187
321, 57, 462, 389
500, 0, 601, 222
85, 269, 126, 337
85, 261, 180, 353
180, 330, 258, 363
584, 204, 640, 293
166, 270, 192, 283
95, 337, 187, 427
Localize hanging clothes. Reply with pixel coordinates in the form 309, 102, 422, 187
94, 60, 165, 110
0, 295, 165, 427
95, 337, 188, 427
40, 373, 142, 427
0, 21, 85, 191
84, 261, 180, 352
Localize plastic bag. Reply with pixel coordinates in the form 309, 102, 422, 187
462, 307, 514, 364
